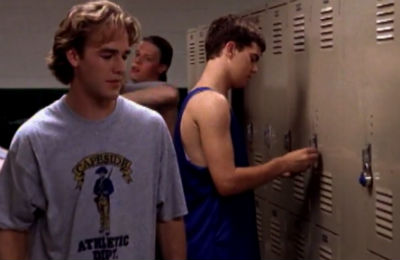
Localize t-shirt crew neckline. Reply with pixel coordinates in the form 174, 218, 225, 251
59, 94, 122, 127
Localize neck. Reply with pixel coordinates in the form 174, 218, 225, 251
66, 84, 117, 120
195, 59, 231, 97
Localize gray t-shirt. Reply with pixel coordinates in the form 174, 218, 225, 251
0, 95, 187, 260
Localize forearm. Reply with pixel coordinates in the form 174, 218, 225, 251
0, 229, 29, 259
157, 217, 186, 260
217, 157, 285, 196
122, 86, 178, 109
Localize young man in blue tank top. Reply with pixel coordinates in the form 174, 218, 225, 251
0, 1, 187, 259
174, 14, 319, 260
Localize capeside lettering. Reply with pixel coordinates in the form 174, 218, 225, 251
72, 152, 133, 189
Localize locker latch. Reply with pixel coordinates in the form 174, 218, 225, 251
310, 134, 318, 149
284, 130, 292, 152
359, 144, 373, 188
246, 122, 253, 143
310, 134, 321, 171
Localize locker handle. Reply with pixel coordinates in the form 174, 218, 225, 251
358, 144, 373, 188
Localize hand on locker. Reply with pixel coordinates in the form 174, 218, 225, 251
279, 147, 319, 175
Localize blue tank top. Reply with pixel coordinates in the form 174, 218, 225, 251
173, 87, 260, 260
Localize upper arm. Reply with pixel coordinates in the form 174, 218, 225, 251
156, 217, 186, 260
0, 229, 28, 259
194, 94, 236, 194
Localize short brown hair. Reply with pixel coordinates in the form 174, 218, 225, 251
143, 35, 173, 81
47, 0, 141, 85
205, 14, 266, 60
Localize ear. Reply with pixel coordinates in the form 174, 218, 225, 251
157, 64, 168, 75
66, 48, 80, 68
223, 41, 237, 59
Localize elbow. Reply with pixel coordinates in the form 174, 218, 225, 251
165, 87, 179, 105
214, 182, 238, 197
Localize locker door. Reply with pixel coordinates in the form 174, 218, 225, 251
309, 0, 346, 235
358, 0, 400, 258
262, 0, 291, 211
186, 28, 198, 89
339, 0, 380, 258
286, 213, 312, 260
285, 0, 314, 219
254, 195, 270, 260
263, 203, 290, 260
240, 8, 269, 199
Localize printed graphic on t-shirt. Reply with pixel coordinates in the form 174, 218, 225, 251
94, 166, 114, 236
72, 152, 133, 260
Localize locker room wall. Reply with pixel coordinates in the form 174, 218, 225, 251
0, 0, 266, 89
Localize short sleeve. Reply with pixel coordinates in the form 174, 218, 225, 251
0, 133, 46, 230
156, 123, 188, 221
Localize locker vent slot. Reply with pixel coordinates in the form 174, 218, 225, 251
320, 6, 334, 49
294, 232, 306, 259
319, 244, 333, 260
272, 177, 283, 191
270, 218, 282, 256
254, 153, 264, 165
293, 14, 306, 52
320, 171, 333, 214
376, 0, 395, 42
293, 173, 305, 201
189, 42, 196, 65
198, 39, 206, 64
375, 187, 394, 240
368, 249, 391, 260
272, 22, 283, 55
255, 204, 264, 242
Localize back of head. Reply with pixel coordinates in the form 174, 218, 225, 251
143, 35, 173, 81
205, 14, 266, 60
47, 0, 141, 85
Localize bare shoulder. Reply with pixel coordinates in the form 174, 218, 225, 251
186, 90, 230, 121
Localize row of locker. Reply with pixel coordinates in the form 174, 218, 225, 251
187, 0, 399, 259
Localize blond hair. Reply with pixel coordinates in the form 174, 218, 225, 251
47, 0, 141, 84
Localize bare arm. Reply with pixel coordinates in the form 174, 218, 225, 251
0, 229, 28, 259
123, 85, 178, 135
157, 217, 186, 260
122, 85, 178, 110
189, 92, 318, 196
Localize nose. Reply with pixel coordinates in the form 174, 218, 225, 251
113, 56, 126, 75
133, 55, 142, 65
252, 64, 258, 74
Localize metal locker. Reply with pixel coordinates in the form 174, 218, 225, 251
338, 0, 378, 258
261, 0, 292, 212
285, 0, 315, 219
263, 203, 290, 260
342, 0, 400, 258
239, 7, 269, 200
195, 25, 208, 87
186, 28, 198, 89
308, 0, 346, 235
254, 195, 270, 260
285, 213, 312, 260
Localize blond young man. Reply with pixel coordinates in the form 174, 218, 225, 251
173, 14, 318, 260
0, 1, 187, 259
